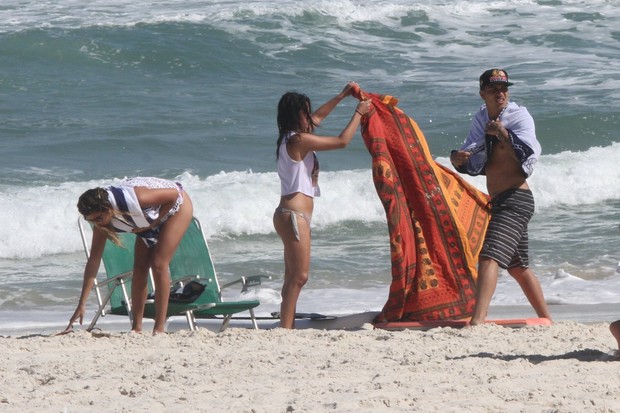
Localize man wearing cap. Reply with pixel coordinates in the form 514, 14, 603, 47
450, 68, 552, 325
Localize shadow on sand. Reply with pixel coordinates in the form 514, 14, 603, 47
449, 348, 615, 363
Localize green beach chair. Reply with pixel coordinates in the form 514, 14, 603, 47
167, 217, 264, 331
78, 216, 264, 332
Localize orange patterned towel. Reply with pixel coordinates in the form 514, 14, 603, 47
352, 86, 490, 322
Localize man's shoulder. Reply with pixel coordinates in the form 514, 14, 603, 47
506, 101, 530, 114
504, 101, 534, 122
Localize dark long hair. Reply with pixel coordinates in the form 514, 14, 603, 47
276, 92, 316, 159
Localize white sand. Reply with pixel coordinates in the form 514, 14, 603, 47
1, 321, 619, 413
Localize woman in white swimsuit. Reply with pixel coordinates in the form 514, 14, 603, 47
66, 177, 193, 335
273, 82, 372, 329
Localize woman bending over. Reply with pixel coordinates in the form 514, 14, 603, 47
66, 177, 193, 334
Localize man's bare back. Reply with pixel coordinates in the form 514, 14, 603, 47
485, 135, 528, 197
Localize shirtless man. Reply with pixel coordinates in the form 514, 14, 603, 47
450, 69, 552, 325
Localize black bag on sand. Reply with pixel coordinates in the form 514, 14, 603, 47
169, 281, 205, 303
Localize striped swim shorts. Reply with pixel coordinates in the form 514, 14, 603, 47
480, 188, 535, 269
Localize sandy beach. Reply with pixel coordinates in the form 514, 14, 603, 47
2, 1, 620, 412
2, 313, 619, 413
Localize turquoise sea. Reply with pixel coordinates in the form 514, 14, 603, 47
1, 0, 619, 334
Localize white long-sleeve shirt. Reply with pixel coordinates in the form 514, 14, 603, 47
456, 101, 541, 178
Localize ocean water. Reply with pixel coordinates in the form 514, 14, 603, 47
1, 0, 619, 334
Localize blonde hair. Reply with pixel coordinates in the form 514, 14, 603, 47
77, 187, 123, 247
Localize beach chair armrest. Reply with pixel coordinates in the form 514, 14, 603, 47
192, 302, 217, 312
94, 271, 133, 289
221, 275, 271, 292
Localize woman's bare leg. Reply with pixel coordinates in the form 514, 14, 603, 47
610, 320, 620, 355
150, 192, 193, 334
132, 240, 152, 333
274, 211, 310, 329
